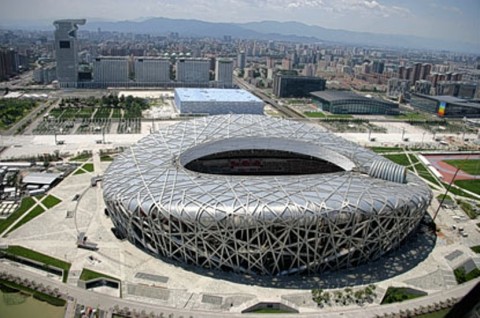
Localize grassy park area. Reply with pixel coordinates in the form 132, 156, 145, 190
370, 146, 403, 153
74, 163, 94, 175
454, 180, 480, 196
444, 159, 480, 175
304, 111, 353, 119
41, 195, 62, 209
8, 205, 45, 233
454, 267, 480, 284
0, 99, 37, 130
0, 197, 36, 234
383, 154, 411, 166
3, 246, 71, 282
381, 287, 426, 304
79, 268, 119, 282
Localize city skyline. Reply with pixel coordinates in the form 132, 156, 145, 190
0, 0, 478, 46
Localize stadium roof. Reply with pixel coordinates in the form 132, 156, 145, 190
23, 172, 62, 185
104, 114, 429, 222
175, 88, 262, 103
311, 90, 396, 105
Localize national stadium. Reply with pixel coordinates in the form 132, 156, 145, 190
103, 115, 432, 276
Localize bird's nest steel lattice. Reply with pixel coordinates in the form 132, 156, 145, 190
103, 115, 432, 276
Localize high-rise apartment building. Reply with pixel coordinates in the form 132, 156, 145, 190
303, 64, 316, 77
237, 51, 246, 70
0, 51, 6, 80
93, 57, 129, 86
266, 56, 275, 69
0, 49, 19, 80
436, 81, 477, 99
414, 80, 432, 95
215, 58, 233, 88
410, 62, 422, 84
371, 60, 385, 74
176, 58, 210, 85
134, 57, 170, 84
282, 58, 292, 71
53, 19, 86, 88
387, 78, 410, 100
420, 64, 432, 80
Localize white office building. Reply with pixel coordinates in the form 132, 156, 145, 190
215, 58, 233, 88
93, 57, 129, 86
176, 58, 210, 85
135, 57, 170, 84
174, 88, 264, 115
53, 19, 86, 88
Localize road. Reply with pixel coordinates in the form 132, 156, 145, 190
233, 77, 305, 119
1, 261, 478, 318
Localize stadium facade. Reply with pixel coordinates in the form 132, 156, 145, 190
103, 115, 432, 275
174, 88, 264, 115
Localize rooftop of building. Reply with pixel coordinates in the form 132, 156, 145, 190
134, 57, 169, 61
311, 90, 396, 105
175, 88, 263, 103
23, 172, 62, 185
413, 93, 480, 108
276, 75, 324, 80
95, 56, 129, 60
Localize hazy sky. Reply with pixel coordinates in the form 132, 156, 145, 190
1, 0, 479, 44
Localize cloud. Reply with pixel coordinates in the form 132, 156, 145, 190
430, 3, 463, 15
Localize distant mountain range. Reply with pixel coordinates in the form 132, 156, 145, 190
4, 17, 479, 53
81, 18, 479, 53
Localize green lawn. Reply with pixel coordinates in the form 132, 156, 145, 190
436, 194, 452, 202
100, 155, 114, 162
249, 308, 293, 313
444, 159, 480, 175
370, 147, 403, 153
74, 163, 94, 175
381, 287, 426, 304
41, 195, 62, 209
471, 246, 480, 253
73, 167, 86, 175
8, 205, 45, 233
442, 183, 478, 200
4, 246, 71, 283
456, 200, 477, 219
395, 112, 430, 121
79, 268, 119, 282
454, 267, 480, 284
304, 111, 326, 118
304, 111, 354, 119
82, 163, 94, 172
383, 154, 411, 166
0, 197, 36, 234
70, 152, 92, 161
454, 179, 480, 196
413, 159, 443, 187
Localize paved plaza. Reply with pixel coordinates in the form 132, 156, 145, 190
0, 120, 479, 316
